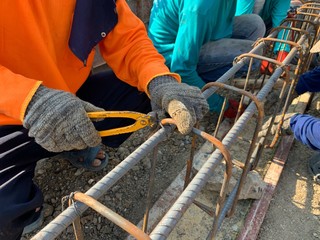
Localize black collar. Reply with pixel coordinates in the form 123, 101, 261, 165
68, 0, 118, 64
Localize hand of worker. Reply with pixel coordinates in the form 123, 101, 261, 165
148, 76, 209, 134
23, 85, 104, 152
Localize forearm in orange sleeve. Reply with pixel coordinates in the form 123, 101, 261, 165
98, 0, 180, 94
0, 66, 42, 124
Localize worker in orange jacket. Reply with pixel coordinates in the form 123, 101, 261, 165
0, 1, 209, 239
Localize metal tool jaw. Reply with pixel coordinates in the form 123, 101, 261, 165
87, 111, 157, 137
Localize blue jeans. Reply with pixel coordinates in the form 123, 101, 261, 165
0, 70, 151, 240
196, 14, 265, 112
197, 14, 265, 82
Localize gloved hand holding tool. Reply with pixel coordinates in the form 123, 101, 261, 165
23, 76, 209, 153
148, 75, 209, 134
90, 76, 210, 136
23, 85, 104, 153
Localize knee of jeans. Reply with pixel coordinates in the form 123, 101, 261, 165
249, 14, 266, 40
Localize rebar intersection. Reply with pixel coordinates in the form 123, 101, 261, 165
32, 2, 320, 240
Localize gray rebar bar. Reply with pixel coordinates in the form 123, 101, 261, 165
31, 125, 176, 240
149, 26, 311, 239
202, 42, 266, 99
32, 5, 318, 239
149, 65, 285, 240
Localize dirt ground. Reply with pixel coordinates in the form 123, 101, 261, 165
23, 97, 320, 240
257, 107, 320, 240
22, 77, 320, 240
23, 124, 205, 240
258, 140, 320, 240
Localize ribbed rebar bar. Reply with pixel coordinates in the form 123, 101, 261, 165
32, 3, 319, 240
202, 42, 266, 99
149, 65, 285, 240
72, 192, 151, 240
149, 19, 314, 238
31, 125, 176, 240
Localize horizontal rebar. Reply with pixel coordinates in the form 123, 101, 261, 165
149, 19, 312, 239
32, 3, 319, 240
149, 66, 285, 240
31, 125, 176, 240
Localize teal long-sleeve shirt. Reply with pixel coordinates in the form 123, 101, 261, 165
236, 0, 291, 52
236, 0, 290, 28
148, 0, 236, 90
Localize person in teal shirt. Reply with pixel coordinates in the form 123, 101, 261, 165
236, 0, 291, 30
148, 0, 265, 118
236, 0, 291, 73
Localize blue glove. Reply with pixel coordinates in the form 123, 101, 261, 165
290, 114, 320, 151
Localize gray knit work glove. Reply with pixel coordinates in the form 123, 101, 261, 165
23, 86, 104, 152
148, 76, 209, 134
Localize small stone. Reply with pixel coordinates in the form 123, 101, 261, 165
88, 179, 95, 185
74, 168, 85, 176
197, 161, 266, 200
132, 166, 140, 171
231, 224, 239, 232
97, 224, 102, 230
43, 203, 54, 217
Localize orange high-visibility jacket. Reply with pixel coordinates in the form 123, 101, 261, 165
0, 0, 180, 125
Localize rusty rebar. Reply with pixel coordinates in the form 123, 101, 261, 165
160, 118, 233, 239
72, 192, 151, 240
202, 82, 265, 217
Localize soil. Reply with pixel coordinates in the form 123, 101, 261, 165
22, 93, 320, 240
257, 107, 320, 240
22, 116, 211, 240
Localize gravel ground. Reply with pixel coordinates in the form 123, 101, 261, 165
22, 86, 319, 240
22, 112, 216, 240
258, 106, 320, 240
